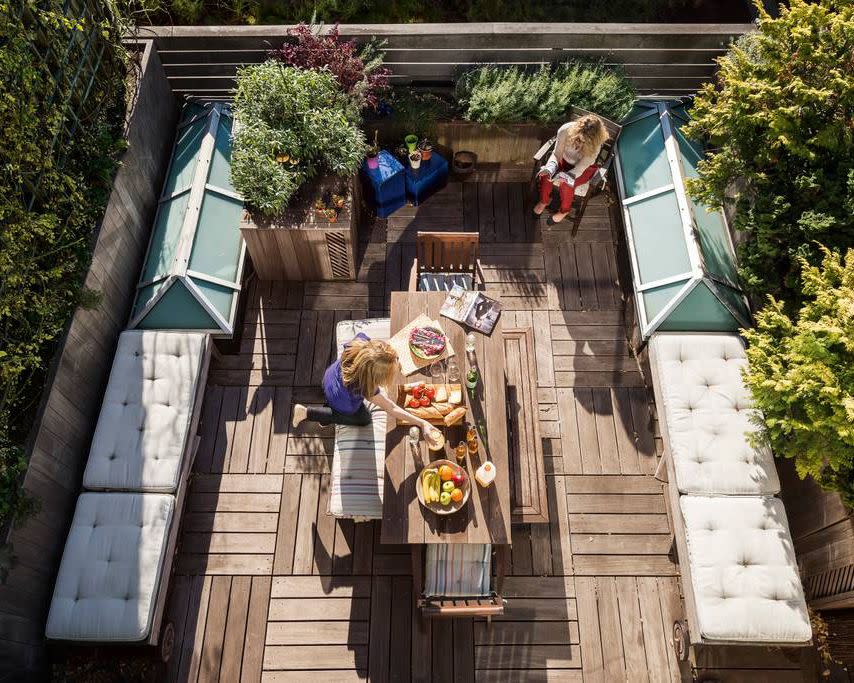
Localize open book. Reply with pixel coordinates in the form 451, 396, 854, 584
439, 285, 502, 335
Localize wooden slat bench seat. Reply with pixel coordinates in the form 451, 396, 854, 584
503, 327, 549, 524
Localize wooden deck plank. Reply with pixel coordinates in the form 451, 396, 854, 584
242, 576, 272, 683
155, 181, 815, 683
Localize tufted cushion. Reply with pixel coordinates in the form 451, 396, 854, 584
418, 272, 474, 292
425, 544, 492, 597
335, 318, 391, 357
680, 495, 811, 644
649, 333, 779, 496
329, 403, 387, 520
46, 493, 174, 642
83, 331, 207, 493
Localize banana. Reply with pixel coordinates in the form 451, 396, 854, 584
421, 468, 440, 503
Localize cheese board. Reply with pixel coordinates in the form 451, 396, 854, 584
396, 382, 466, 426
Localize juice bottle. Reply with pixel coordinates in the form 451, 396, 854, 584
455, 441, 467, 464
475, 461, 496, 488
467, 434, 479, 456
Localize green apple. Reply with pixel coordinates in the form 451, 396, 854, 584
442, 480, 455, 493
439, 491, 452, 506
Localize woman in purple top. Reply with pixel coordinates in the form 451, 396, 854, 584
292, 333, 438, 434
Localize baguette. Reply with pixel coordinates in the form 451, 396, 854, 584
407, 405, 445, 421
443, 406, 467, 426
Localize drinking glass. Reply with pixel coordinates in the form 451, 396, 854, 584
430, 359, 445, 385
446, 357, 461, 384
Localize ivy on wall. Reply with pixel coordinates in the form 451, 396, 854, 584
0, 0, 127, 537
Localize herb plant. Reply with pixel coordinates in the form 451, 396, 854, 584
455, 61, 636, 124
231, 62, 366, 215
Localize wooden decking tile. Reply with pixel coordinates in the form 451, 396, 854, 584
159, 187, 817, 682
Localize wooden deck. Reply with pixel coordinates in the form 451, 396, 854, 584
163, 182, 817, 682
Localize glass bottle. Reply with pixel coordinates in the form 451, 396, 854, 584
465, 332, 476, 354
455, 441, 467, 464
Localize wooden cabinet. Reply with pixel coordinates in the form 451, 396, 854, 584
240, 175, 359, 281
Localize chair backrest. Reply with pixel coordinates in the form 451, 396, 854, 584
416, 232, 479, 274
532, 106, 623, 168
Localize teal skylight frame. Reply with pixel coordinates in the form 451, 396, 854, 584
130, 102, 246, 337
614, 99, 751, 341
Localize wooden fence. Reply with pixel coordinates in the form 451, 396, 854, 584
139, 22, 753, 97
0, 41, 178, 680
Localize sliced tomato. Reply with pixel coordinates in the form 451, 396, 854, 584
419, 396, 431, 407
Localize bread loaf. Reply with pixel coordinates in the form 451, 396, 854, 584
443, 406, 467, 426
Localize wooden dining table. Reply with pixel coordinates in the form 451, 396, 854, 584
381, 291, 511, 545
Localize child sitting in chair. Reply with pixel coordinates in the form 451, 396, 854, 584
534, 114, 608, 224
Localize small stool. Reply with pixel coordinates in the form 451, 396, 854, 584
361, 150, 405, 219
405, 152, 449, 206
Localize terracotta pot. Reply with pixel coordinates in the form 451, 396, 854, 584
421, 147, 433, 161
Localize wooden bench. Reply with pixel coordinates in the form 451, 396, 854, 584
503, 327, 549, 524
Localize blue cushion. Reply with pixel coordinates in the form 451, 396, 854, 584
418, 272, 474, 292
425, 544, 492, 597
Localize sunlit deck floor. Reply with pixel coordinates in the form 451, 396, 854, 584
162, 183, 817, 682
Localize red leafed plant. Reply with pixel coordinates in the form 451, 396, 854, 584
270, 24, 390, 110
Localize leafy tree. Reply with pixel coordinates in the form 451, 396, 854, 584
231, 63, 366, 215
683, 0, 854, 306
743, 247, 854, 505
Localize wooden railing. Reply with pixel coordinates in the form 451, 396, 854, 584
139, 22, 752, 97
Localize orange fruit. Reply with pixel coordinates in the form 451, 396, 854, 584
438, 465, 454, 481
450, 488, 463, 502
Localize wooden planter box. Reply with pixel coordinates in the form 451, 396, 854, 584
240, 175, 359, 281
373, 120, 554, 167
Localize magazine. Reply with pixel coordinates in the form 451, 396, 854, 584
439, 284, 502, 335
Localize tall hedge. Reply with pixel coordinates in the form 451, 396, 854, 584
683, 0, 854, 306
742, 248, 854, 506
0, 0, 126, 531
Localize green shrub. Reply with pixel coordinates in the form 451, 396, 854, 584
743, 247, 854, 506
683, 0, 854, 306
455, 62, 636, 124
0, 0, 126, 533
231, 62, 366, 215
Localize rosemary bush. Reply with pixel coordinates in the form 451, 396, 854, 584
231, 62, 366, 215
456, 62, 636, 124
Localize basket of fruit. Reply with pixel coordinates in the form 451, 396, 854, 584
416, 460, 470, 515
408, 326, 446, 360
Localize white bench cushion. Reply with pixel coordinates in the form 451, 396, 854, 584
329, 403, 387, 520
680, 495, 811, 644
649, 333, 780, 496
46, 493, 174, 642
335, 318, 391, 356
83, 331, 207, 493
425, 544, 492, 597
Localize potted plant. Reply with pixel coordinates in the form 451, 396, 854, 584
409, 151, 422, 170
366, 130, 380, 169
418, 139, 433, 162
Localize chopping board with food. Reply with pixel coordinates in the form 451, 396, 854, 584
397, 381, 467, 426
387, 314, 455, 375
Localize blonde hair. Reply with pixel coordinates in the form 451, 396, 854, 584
564, 114, 609, 158
341, 338, 399, 397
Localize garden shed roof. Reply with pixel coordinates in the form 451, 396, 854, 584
614, 99, 751, 340
130, 101, 245, 337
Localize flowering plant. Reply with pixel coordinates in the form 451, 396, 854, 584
270, 24, 390, 110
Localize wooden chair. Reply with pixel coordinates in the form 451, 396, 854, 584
412, 544, 507, 619
531, 106, 623, 236
407, 231, 484, 292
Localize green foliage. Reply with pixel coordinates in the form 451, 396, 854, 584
683, 0, 854, 306
455, 62, 636, 124
136, 0, 699, 25
231, 62, 366, 215
742, 247, 854, 505
382, 89, 456, 141
0, 0, 126, 532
